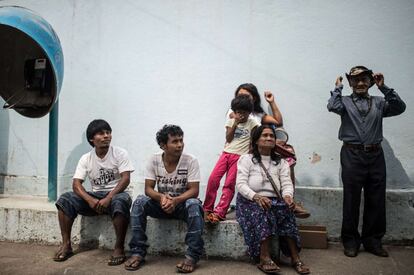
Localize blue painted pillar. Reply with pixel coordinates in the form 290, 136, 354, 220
0, 6, 64, 201
48, 100, 59, 201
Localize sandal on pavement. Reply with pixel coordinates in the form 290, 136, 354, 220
257, 259, 280, 274
53, 248, 74, 262
108, 255, 126, 266
176, 257, 196, 273
124, 256, 145, 271
292, 260, 310, 274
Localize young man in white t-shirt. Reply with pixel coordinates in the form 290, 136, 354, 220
125, 125, 204, 273
54, 119, 134, 266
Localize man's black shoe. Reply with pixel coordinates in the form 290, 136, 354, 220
365, 247, 389, 257
344, 247, 358, 257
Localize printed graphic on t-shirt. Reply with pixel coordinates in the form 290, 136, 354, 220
224, 118, 258, 155
234, 127, 250, 139
177, 169, 188, 175
146, 153, 200, 197
156, 174, 188, 196
91, 168, 117, 186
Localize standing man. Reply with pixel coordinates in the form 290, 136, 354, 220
54, 119, 134, 265
125, 124, 204, 273
328, 66, 406, 257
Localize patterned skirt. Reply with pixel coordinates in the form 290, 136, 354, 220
236, 193, 301, 260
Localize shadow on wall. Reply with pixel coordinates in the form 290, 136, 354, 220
60, 132, 90, 194
296, 174, 339, 188
0, 109, 9, 194
382, 138, 412, 190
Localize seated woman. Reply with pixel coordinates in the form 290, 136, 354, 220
228, 83, 310, 219
236, 125, 310, 274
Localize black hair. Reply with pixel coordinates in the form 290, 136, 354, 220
86, 119, 112, 147
156, 124, 184, 146
231, 94, 254, 113
234, 83, 265, 114
251, 124, 281, 165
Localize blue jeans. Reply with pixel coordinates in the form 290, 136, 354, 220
128, 195, 204, 262
56, 191, 131, 220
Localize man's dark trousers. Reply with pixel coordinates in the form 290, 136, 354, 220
341, 145, 386, 250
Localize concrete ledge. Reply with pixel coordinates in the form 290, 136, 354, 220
3, 186, 412, 258
294, 187, 414, 244
0, 196, 252, 259
0, 196, 82, 245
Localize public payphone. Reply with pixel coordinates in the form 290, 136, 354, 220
0, 6, 63, 118
0, 6, 64, 200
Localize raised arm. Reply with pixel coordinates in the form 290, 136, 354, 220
225, 114, 242, 143
327, 76, 345, 115
263, 91, 283, 126
373, 73, 406, 117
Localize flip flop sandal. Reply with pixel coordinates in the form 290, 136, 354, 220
204, 211, 212, 223
125, 256, 145, 271
176, 258, 196, 273
53, 250, 74, 262
207, 213, 223, 225
108, 255, 126, 266
257, 259, 281, 274
292, 260, 310, 274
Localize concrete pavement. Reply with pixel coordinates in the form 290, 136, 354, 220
1, 241, 414, 274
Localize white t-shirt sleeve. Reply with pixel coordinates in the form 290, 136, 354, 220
188, 157, 201, 182
249, 117, 260, 129
254, 112, 265, 124
236, 155, 256, 200
145, 155, 157, 180
225, 117, 235, 128
73, 154, 88, 180
116, 148, 135, 174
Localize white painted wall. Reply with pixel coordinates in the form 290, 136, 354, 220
1, 0, 413, 198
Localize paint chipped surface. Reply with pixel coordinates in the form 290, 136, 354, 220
311, 152, 321, 164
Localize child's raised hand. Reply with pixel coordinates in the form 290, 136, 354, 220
234, 112, 245, 124
264, 91, 274, 103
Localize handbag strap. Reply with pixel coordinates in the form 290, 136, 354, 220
258, 161, 282, 199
